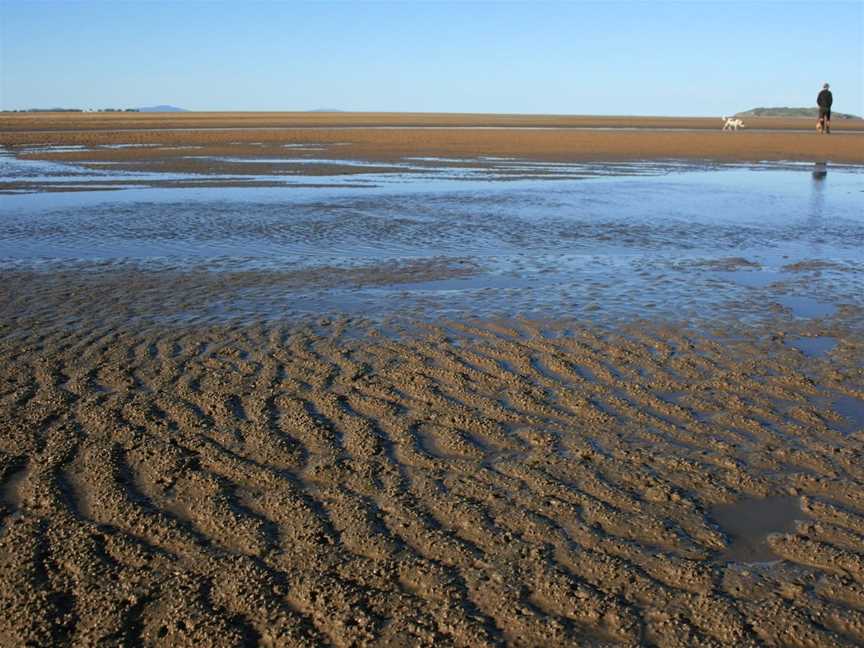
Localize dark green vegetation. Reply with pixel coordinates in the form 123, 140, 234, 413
737, 107, 861, 119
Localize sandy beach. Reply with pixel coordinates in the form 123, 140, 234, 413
2, 113, 864, 646
2, 114, 864, 181
3, 112, 864, 195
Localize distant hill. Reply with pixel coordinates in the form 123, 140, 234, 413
736, 107, 861, 119
307, 108, 344, 113
137, 105, 188, 113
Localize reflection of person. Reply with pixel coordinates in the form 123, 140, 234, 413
817, 83, 833, 134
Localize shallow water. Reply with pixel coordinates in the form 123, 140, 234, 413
1, 152, 863, 324
776, 295, 839, 319
711, 496, 809, 563
834, 396, 864, 434
786, 336, 838, 358
712, 270, 787, 288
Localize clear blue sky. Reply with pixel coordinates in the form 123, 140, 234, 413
1, 1, 861, 116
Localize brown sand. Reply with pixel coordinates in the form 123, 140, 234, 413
2, 113, 863, 173
2, 307, 864, 646
3, 111, 864, 132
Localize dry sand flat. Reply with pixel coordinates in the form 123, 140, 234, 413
2, 111, 864, 131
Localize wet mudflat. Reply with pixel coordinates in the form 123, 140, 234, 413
2, 153, 863, 328
2, 140, 864, 647
2, 315, 864, 647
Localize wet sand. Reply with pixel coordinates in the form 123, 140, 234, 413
2, 113, 863, 180
2, 115, 864, 646
3, 111, 864, 132
2, 312, 864, 646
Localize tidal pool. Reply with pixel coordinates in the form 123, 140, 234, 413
1, 154, 862, 325
711, 496, 809, 564
786, 336, 838, 358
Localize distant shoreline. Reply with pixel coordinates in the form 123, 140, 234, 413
3, 110, 864, 124
736, 107, 861, 119
2, 112, 863, 166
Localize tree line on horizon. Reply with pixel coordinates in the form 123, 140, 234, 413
736, 106, 861, 119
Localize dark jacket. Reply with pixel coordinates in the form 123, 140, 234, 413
817, 89, 833, 108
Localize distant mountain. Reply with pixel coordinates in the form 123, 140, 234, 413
137, 105, 188, 113
735, 107, 861, 119
307, 108, 344, 113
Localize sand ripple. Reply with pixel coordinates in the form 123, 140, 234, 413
1, 318, 863, 646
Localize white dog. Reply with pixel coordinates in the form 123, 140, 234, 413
721, 116, 745, 131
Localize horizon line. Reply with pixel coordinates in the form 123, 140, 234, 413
2, 108, 860, 119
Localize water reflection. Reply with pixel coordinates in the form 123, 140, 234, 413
809, 167, 827, 266
810, 167, 826, 222
807, 168, 827, 258
812, 161, 827, 180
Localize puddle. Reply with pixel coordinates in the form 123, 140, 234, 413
833, 396, 864, 434
776, 296, 838, 319
185, 156, 418, 169
372, 274, 547, 292
404, 156, 470, 163
20, 145, 90, 154
0, 464, 30, 508
97, 144, 162, 149
711, 496, 808, 563
786, 336, 837, 358
713, 270, 786, 288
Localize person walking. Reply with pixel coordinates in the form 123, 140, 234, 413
817, 83, 833, 134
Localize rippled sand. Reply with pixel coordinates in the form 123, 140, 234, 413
2, 313, 864, 646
